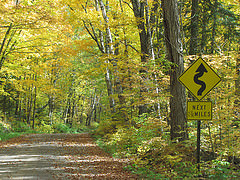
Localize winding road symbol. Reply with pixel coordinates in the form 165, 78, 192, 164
194, 63, 207, 96
178, 57, 221, 101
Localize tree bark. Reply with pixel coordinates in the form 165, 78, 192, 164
32, 79, 37, 129
96, 0, 116, 113
189, 0, 199, 55
234, 46, 240, 120
161, 0, 188, 141
86, 89, 97, 126
0, 23, 13, 70
210, 0, 218, 54
131, 0, 149, 115
200, 2, 208, 54
48, 96, 54, 125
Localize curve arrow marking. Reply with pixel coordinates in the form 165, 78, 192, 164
194, 63, 208, 96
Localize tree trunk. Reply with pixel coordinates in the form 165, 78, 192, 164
200, 1, 209, 54
0, 23, 13, 70
210, 0, 218, 54
79, 96, 85, 123
161, 0, 188, 141
131, 0, 149, 115
235, 46, 240, 120
95, 0, 116, 113
32, 82, 37, 129
15, 92, 20, 116
86, 89, 97, 126
18, 94, 22, 122
189, 0, 199, 55
98, 0, 114, 55
48, 96, 54, 125
27, 75, 35, 125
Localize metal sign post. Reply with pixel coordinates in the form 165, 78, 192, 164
197, 120, 201, 170
178, 57, 221, 171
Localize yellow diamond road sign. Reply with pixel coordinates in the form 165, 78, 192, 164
187, 101, 212, 120
178, 57, 221, 101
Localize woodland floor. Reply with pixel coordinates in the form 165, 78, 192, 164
0, 133, 139, 180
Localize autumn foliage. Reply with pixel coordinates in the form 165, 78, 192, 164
0, 0, 239, 178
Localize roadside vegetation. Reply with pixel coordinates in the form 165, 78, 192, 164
93, 115, 240, 179
0, 120, 96, 141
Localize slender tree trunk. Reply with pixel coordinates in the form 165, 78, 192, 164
18, 94, 22, 122
86, 89, 97, 126
98, 0, 114, 55
189, 0, 199, 55
94, 0, 116, 113
15, 92, 20, 116
0, 23, 13, 70
161, 0, 188, 141
48, 96, 54, 125
235, 46, 240, 120
71, 93, 76, 121
27, 75, 35, 125
32, 84, 37, 129
99, 0, 128, 121
131, 0, 149, 115
26, 85, 31, 124
146, 0, 162, 119
80, 96, 85, 123
200, 2, 208, 54
210, 0, 218, 54
64, 100, 70, 124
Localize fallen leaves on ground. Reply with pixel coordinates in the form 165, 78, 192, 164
0, 133, 139, 179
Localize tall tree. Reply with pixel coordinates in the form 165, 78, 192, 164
200, 1, 208, 54
161, 0, 188, 141
210, 0, 218, 54
131, 0, 151, 115
189, 0, 199, 55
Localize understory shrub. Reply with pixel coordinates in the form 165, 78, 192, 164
0, 121, 39, 141
98, 114, 168, 157
131, 139, 198, 179
53, 123, 71, 133
0, 122, 11, 133
12, 122, 31, 132
36, 121, 54, 133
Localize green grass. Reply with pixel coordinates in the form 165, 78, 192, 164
0, 129, 41, 141
0, 132, 22, 141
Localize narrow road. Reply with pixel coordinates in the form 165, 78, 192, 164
0, 133, 138, 180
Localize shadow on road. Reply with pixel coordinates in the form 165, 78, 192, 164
0, 134, 138, 180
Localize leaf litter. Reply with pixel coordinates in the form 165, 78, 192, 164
0, 133, 139, 179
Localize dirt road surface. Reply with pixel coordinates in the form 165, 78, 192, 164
0, 133, 139, 180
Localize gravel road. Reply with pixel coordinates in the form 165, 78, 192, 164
0, 133, 138, 180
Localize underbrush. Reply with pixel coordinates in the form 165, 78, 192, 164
0, 120, 97, 141
93, 115, 240, 179
0, 121, 39, 141
0, 132, 22, 141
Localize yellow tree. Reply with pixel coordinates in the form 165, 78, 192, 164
60, 0, 140, 125
0, 0, 74, 127
57, 0, 174, 137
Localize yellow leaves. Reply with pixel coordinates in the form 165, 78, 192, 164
165, 155, 183, 166
59, 45, 78, 57
0, 1, 74, 103
73, 39, 95, 52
